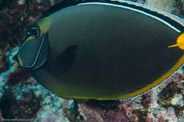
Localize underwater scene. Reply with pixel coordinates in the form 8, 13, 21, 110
0, 0, 184, 121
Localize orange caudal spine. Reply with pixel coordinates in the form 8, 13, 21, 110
168, 33, 184, 49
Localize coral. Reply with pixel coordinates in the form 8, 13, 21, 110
146, 0, 175, 12
6, 69, 31, 86
171, 0, 184, 18
35, 92, 75, 122
158, 78, 184, 117
0, 55, 9, 73
0, 88, 40, 120
0, 0, 51, 51
78, 100, 129, 122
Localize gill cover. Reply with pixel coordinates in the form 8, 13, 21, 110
17, 26, 49, 70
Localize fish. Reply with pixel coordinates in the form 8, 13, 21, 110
14, 0, 184, 100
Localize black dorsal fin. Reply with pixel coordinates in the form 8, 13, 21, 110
41, 0, 102, 18
41, 0, 184, 32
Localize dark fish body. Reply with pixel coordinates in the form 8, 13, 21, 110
15, 1, 184, 100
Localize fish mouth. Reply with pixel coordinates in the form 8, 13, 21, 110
14, 33, 49, 70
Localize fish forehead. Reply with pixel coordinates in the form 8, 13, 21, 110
31, 1, 184, 100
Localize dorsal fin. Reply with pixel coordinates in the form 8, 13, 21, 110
41, 0, 101, 18
41, 0, 184, 32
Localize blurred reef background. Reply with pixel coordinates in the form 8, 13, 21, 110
0, 0, 184, 121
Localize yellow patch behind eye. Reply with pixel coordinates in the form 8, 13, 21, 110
168, 33, 184, 50
36, 16, 51, 36
17, 16, 51, 67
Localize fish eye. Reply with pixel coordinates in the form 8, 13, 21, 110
28, 26, 40, 38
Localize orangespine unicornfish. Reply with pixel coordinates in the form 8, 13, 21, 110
13, 0, 184, 100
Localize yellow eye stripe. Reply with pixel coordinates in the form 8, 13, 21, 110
17, 16, 51, 67
36, 16, 51, 36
